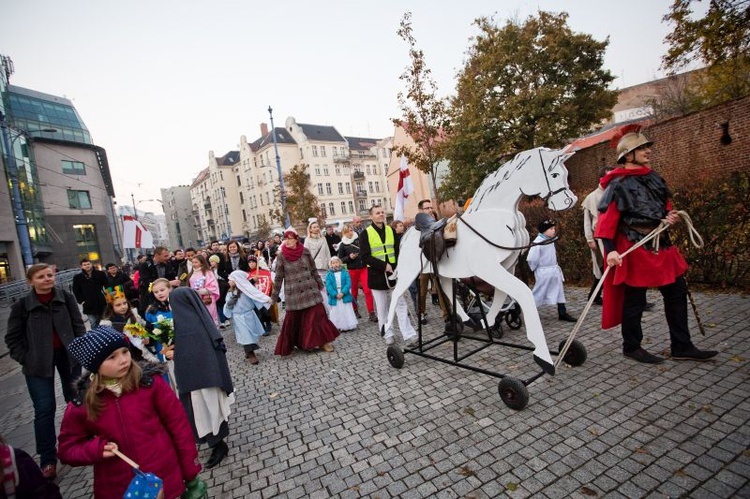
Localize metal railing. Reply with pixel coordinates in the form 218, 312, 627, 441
0, 268, 79, 306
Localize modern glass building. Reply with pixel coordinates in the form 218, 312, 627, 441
0, 55, 120, 274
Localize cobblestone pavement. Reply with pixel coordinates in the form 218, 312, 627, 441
1, 287, 748, 498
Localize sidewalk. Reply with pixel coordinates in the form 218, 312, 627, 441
0, 288, 747, 498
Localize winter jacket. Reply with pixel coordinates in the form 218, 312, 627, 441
337, 238, 366, 270
57, 364, 200, 499
72, 270, 108, 315
271, 249, 324, 311
5, 288, 86, 377
325, 269, 353, 306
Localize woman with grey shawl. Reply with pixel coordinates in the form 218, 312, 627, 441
168, 287, 234, 469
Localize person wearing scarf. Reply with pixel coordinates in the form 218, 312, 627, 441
271, 227, 339, 355
304, 218, 332, 309
337, 224, 376, 321
168, 287, 234, 469
224, 271, 273, 364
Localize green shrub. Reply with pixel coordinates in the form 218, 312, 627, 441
517, 171, 750, 291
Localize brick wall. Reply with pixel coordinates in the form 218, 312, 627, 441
566, 95, 750, 193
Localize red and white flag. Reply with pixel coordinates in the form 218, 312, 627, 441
394, 154, 414, 221
122, 215, 154, 249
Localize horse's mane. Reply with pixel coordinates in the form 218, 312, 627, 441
468, 149, 535, 211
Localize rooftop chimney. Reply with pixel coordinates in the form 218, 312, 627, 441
260, 123, 269, 136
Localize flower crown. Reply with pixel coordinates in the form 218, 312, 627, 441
104, 287, 127, 304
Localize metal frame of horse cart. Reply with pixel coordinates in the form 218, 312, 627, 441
385, 265, 588, 411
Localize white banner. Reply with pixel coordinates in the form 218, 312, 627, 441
122, 215, 154, 249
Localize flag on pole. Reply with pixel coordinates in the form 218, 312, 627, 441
394, 154, 414, 221
122, 215, 154, 249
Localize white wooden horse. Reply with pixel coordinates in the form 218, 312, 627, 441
385, 147, 577, 375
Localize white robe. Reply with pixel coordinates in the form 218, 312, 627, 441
526, 235, 566, 306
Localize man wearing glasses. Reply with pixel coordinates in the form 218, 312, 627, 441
415, 199, 449, 325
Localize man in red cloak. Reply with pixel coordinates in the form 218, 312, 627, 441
595, 125, 718, 364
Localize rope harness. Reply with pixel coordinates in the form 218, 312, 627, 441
555, 210, 704, 369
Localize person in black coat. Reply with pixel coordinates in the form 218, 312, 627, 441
71, 259, 107, 328
5, 264, 86, 480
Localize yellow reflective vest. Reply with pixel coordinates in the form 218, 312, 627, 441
365, 225, 396, 264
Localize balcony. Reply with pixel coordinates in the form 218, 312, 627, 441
333, 154, 350, 163
355, 190, 368, 199
206, 219, 214, 225
352, 171, 365, 180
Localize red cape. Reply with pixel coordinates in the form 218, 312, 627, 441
596, 167, 686, 329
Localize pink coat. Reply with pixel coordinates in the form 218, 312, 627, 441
58, 372, 201, 499
189, 269, 220, 324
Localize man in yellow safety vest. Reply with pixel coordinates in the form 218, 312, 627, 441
360, 205, 417, 346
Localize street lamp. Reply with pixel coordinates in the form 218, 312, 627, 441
0, 110, 56, 267
268, 106, 291, 228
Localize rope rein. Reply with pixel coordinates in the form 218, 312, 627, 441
555, 210, 703, 369
456, 214, 559, 251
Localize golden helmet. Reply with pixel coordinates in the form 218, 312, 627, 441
616, 132, 653, 164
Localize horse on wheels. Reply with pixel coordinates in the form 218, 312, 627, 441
384, 147, 578, 376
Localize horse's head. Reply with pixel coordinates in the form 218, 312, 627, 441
531, 148, 577, 211
467, 147, 577, 213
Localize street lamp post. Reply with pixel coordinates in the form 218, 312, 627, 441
0, 110, 54, 268
268, 106, 291, 228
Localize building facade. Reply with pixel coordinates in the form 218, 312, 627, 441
0, 55, 120, 277
161, 185, 199, 249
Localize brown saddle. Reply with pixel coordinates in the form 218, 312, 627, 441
415, 213, 458, 266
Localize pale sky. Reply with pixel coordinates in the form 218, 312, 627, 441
2, 0, 704, 214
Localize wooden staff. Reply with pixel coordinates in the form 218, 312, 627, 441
684, 276, 706, 336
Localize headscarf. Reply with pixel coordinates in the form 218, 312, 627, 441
229, 270, 271, 309
169, 287, 233, 395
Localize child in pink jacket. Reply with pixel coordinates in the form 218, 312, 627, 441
58, 326, 201, 499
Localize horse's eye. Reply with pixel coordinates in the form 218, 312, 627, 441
551, 173, 560, 178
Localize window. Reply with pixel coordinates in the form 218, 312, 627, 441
317, 183, 324, 195
335, 166, 341, 175
373, 166, 378, 175
266, 192, 271, 204
315, 166, 321, 175
61, 160, 85, 175
358, 200, 365, 212
236, 175, 241, 186
321, 203, 327, 217
366, 165, 371, 175
239, 192, 244, 204
329, 202, 335, 216
338, 182, 343, 194
375, 181, 380, 193
323, 167, 329, 176
312, 145, 319, 157
332, 146, 338, 157
368, 181, 374, 193
321, 146, 327, 157
348, 201, 354, 213
242, 209, 247, 222
73, 224, 100, 264
341, 201, 346, 214
326, 183, 332, 195
68, 190, 92, 209
345, 182, 351, 194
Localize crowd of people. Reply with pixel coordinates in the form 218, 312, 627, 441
1, 128, 719, 498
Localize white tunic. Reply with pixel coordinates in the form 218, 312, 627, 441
526, 235, 566, 306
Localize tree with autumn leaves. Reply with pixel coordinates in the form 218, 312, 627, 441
270, 163, 320, 228
439, 12, 617, 200
658, 0, 750, 112
393, 11, 617, 203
